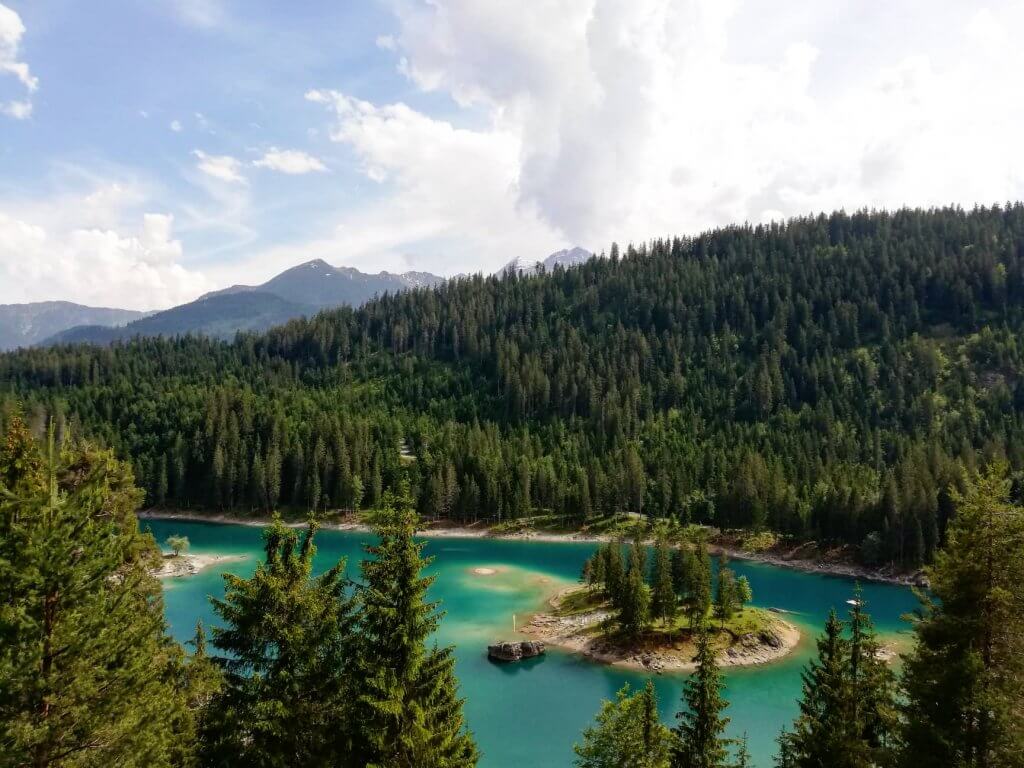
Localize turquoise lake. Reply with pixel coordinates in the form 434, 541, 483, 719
144, 519, 920, 768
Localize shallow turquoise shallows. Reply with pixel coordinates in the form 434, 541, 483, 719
145, 519, 919, 768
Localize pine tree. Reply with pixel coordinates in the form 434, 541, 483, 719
0, 419, 195, 768
714, 564, 738, 626
354, 488, 478, 767
201, 517, 359, 767
734, 733, 752, 768
847, 588, 897, 763
671, 547, 692, 602
672, 622, 731, 768
574, 681, 671, 768
618, 550, 650, 638
688, 543, 713, 628
651, 537, 677, 627
778, 610, 859, 768
898, 462, 1024, 768
604, 541, 626, 604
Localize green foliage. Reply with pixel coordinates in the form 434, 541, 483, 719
166, 534, 189, 557
0, 418, 195, 768
6, 207, 1024, 566
201, 517, 358, 767
898, 463, 1024, 768
354, 489, 478, 767
672, 623, 732, 768
778, 595, 897, 768
574, 681, 672, 768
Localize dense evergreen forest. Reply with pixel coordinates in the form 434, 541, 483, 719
4, 205, 1024, 568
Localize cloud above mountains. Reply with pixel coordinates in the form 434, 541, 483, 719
0, 3, 37, 119
4, 0, 1024, 310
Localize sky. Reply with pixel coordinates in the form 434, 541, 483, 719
1, 1, 1024, 311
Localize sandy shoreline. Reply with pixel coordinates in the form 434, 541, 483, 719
154, 552, 247, 579
139, 510, 922, 586
520, 586, 801, 674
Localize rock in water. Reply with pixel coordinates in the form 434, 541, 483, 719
488, 640, 546, 662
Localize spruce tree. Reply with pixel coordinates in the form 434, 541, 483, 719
671, 547, 691, 602
899, 463, 1024, 768
201, 517, 358, 767
0, 419, 194, 768
574, 681, 671, 768
688, 544, 713, 628
672, 623, 731, 768
618, 550, 650, 638
604, 541, 626, 605
354, 489, 478, 767
778, 610, 859, 768
847, 588, 896, 764
651, 537, 677, 627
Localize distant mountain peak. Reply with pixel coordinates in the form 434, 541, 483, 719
501, 246, 594, 275
48, 259, 447, 346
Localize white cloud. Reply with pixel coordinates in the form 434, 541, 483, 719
0, 3, 37, 119
374, 0, 1024, 249
0, 185, 211, 310
192, 150, 246, 184
266, 89, 562, 276
170, 119, 182, 132
253, 147, 327, 175
168, 0, 227, 29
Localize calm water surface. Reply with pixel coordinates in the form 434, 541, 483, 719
145, 519, 919, 768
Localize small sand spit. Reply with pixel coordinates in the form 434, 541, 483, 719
154, 553, 246, 579
521, 587, 800, 674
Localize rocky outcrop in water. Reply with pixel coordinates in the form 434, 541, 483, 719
487, 640, 545, 662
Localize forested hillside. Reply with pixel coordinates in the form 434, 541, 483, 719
3, 205, 1024, 568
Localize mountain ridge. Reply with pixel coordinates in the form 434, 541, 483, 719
0, 301, 147, 352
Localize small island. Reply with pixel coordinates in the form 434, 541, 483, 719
522, 537, 800, 673
153, 534, 247, 579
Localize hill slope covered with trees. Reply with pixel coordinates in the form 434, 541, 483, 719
3, 205, 1024, 568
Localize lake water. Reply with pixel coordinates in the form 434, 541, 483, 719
144, 519, 920, 768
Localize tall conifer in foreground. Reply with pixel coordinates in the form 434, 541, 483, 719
898, 463, 1024, 768
0, 418, 194, 768
201, 517, 358, 768
355, 489, 477, 768
672, 622, 731, 768
847, 589, 897, 764
777, 610, 859, 768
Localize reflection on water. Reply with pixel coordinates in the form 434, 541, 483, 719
144, 519, 920, 768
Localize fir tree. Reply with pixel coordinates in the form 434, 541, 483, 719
202, 517, 358, 767
899, 463, 1024, 768
0, 419, 195, 768
354, 488, 478, 768
672, 623, 731, 768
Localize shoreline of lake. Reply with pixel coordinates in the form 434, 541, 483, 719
154, 552, 247, 579
139, 510, 924, 587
